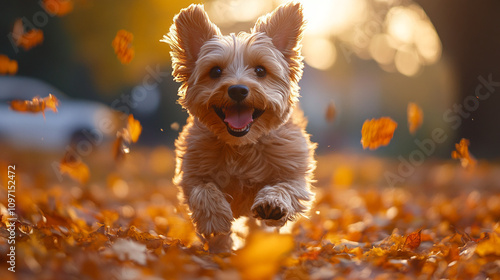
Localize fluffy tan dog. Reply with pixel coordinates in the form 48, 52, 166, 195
163, 2, 316, 252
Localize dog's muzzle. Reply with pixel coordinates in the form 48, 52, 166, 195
212, 85, 264, 137
213, 104, 264, 137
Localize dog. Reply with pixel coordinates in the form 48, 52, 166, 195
163, 1, 316, 252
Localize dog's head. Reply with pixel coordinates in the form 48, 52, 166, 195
164, 2, 305, 145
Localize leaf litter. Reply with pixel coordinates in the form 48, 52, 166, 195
1, 149, 499, 280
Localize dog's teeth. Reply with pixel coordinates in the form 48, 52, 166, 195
229, 124, 250, 132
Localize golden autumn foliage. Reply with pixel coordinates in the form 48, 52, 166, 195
407, 102, 423, 134
112, 29, 135, 64
0, 54, 18, 75
475, 233, 500, 257
9, 94, 59, 118
361, 117, 398, 150
0, 151, 499, 279
452, 138, 477, 168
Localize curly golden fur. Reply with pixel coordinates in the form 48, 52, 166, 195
163, 2, 316, 252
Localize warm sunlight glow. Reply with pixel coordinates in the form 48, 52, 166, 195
415, 20, 442, 64
303, 35, 337, 70
298, 0, 367, 35
206, 0, 273, 26
369, 34, 396, 65
203, 0, 442, 74
395, 47, 421, 77
386, 6, 420, 44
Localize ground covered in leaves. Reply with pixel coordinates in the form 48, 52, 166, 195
1, 148, 500, 280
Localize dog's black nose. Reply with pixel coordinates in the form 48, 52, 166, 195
228, 85, 249, 102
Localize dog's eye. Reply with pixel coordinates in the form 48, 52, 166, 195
255, 66, 266, 77
209, 66, 222, 79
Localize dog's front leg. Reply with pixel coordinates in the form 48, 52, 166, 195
251, 180, 313, 227
188, 182, 234, 237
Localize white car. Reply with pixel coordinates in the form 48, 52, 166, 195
0, 76, 119, 151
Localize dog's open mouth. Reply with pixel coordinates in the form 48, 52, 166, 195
213, 105, 264, 137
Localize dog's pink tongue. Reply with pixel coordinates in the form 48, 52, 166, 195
224, 105, 253, 129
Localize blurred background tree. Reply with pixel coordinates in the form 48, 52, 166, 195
416, 0, 500, 158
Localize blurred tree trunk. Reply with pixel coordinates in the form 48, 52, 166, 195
416, 0, 500, 158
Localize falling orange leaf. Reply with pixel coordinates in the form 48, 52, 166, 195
17, 30, 44, 51
59, 152, 90, 184
403, 229, 422, 251
325, 100, 336, 122
451, 138, 477, 168
0, 54, 18, 75
407, 102, 423, 134
42, 0, 74, 16
113, 114, 141, 160
12, 19, 44, 50
361, 117, 398, 150
112, 30, 135, 64
126, 114, 142, 143
10, 94, 59, 118
232, 231, 294, 280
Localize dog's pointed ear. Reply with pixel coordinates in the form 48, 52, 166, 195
163, 4, 221, 82
252, 2, 305, 61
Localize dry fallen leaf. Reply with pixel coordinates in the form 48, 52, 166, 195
403, 229, 422, 251
110, 238, 148, 266
232, 231, 294, 280
361, 117, 398, 150
112, 30, 135, 64
407, 102, 423, 134
475, 232, 500, 257
42, 0, 74, 16
0, 54, 18, 75
451, 138, 477, 168
10, 94, 59, 118
59, 152, 90, 184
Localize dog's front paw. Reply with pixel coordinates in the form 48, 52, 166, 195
251, 196, 292, 227
188, 183, 234, 237
252, 203, 286, 220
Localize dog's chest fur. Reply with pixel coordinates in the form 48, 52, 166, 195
175, 113, 312, 216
